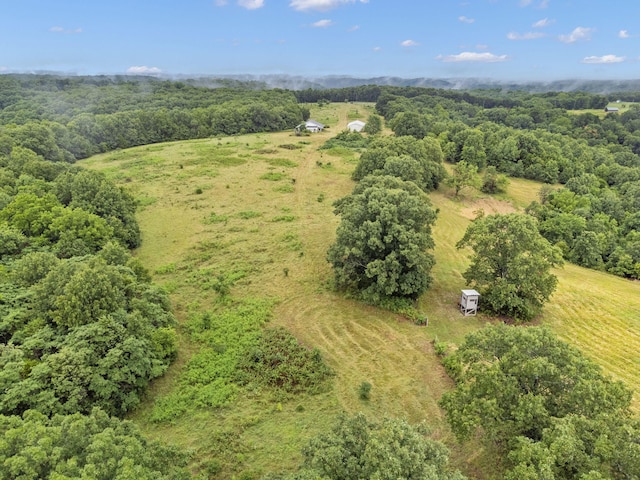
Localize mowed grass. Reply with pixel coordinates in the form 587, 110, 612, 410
81, 102, 640, 478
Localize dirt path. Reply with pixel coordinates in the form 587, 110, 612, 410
267, 103, 453, 426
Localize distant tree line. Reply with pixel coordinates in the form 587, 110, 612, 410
293, 83, 609, 111
0, 75, 309, 162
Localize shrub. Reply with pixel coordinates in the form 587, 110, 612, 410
358, 381, 372, 400
237, 327, 333, 394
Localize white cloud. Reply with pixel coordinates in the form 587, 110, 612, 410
581, 54, 625, 64
559, 27, 593, 43
458, 16, 475, 24
0, 67, 7, 72
238, 0, 264, 9
50, 26, 82, 34
312, 19, 333, 27
476, 44, 489, 50
619, 30, 630, 38
507, 31, 546, 40
348, 24, 360, 31
127, 66, 162, 75
401, 39, 419, 47
289, 0, 368, 12
214, 0, 228, 5
521, 0, 549, 7
372, 46, 381, 52
438, 52, 509, 63
532, 17, 553, 28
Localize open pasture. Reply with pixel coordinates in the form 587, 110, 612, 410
82, 101, 640, 478
567, 101, 638, 118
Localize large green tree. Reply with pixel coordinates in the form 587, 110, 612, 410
440, 325, 635, 480
440, 325, 632, 443
301, 413, 466, 480
0, 408, 189, 480
1, 250, 177, 417
505, 413, 640, 480
457, 213, 563, 321
352, 135, 446, 192
446, 160, 480, 197
363, 113, 382, 135
388, 110, 429, 139
327, 175, 437, 303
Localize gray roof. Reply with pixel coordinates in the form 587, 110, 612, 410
461, 289, 480, 296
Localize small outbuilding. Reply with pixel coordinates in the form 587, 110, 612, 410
305, 119, 325, 133
459, 289, 480, 316
604, 107, 620, 113
347, 120, 366, 132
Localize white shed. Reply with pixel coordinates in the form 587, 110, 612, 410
347, 120, 366, 132
305, 120, 325, 133
460, 289, 480, 316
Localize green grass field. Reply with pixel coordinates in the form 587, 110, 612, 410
81, 102, 640, 479
567, 101, 638, 118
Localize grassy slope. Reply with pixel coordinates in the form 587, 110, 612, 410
82, 102, 640, 479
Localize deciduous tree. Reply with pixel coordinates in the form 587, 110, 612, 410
440, 325, 632, 444
0, 408, 190, 480
446, 160, 480, 197
456, 213, 563, 321
363, 113, 382, 135
352, 136, 446, 191
302, 413, 466, 480
327, 175, 437, 303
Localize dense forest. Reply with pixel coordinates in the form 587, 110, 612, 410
2, 74, 640, 478
0, 75, 309, 161
373, 87, 640, 280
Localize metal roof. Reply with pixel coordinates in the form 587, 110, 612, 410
461, 289, 480, 296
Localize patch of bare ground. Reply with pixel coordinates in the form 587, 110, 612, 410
460, 195, 517, 219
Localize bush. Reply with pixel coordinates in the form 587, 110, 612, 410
433, 340, 447, 357
358, 381, 372, 400
237, 327, 333, 394
320, 130, 370, 151
481, 166, 509, 194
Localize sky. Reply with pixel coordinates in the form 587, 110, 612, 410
1, 0, 640, 81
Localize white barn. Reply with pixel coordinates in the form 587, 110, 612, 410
305, 120, 325, 133
347, 120, 366, 132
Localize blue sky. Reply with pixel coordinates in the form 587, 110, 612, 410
2, 0, 639, 80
